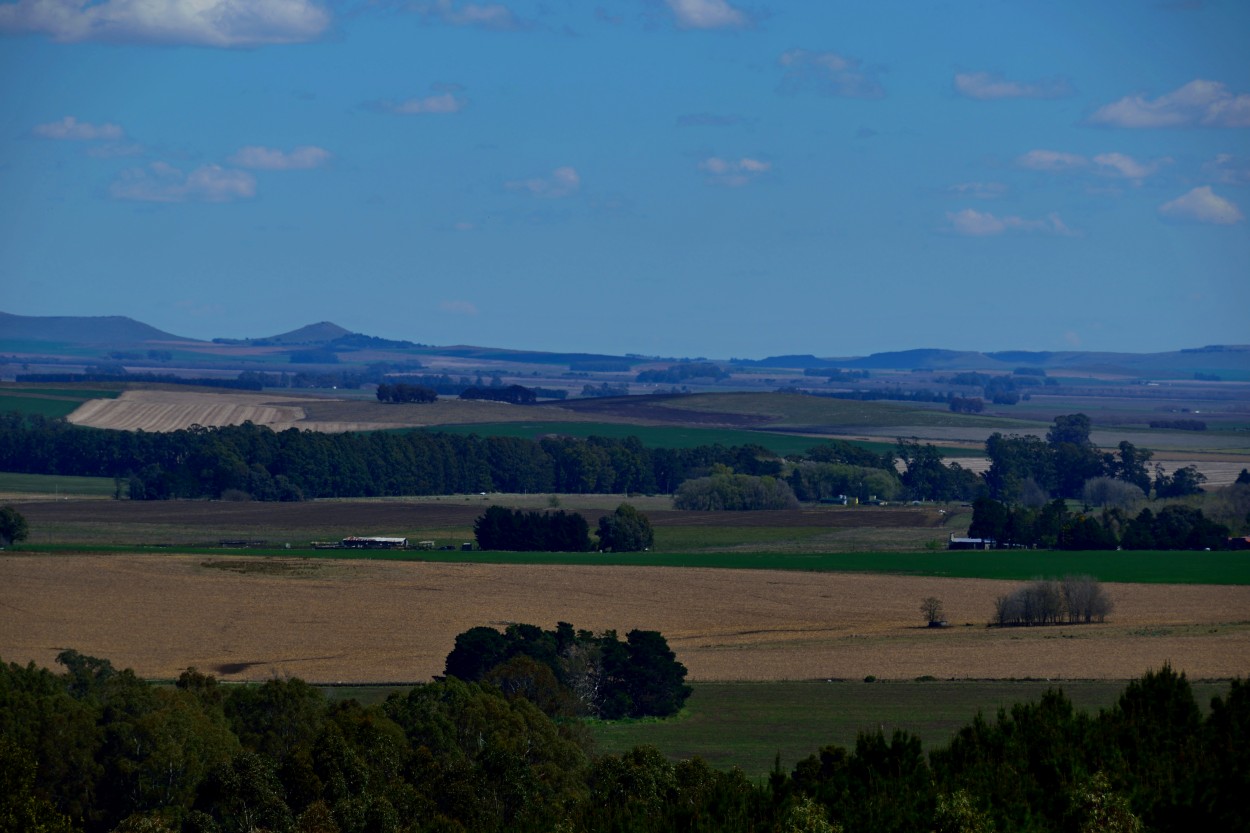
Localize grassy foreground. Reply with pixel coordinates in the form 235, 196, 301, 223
12, 543, 1250, 584
588, 678, 1236, 779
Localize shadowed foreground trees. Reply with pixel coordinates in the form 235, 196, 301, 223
1, 652, 1245, 833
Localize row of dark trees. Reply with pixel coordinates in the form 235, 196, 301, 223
473, 506, 594, 552
374, 383, 437, 404
473, 504, 655, 552
0, 408, 1223, 511
443, 622, 690, 720
968, 496, 1232, 550
0, 413, 785, 500
2, 652, 1245, 833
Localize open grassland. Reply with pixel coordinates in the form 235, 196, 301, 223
2, 556, 1247, 686
0, 472, 118, 499
423, 420, 980, 458
0, 385, 121, 419
591, 678, 1236, 778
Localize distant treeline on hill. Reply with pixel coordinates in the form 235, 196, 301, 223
16, 372, 264, 391
0, 413, 787, 500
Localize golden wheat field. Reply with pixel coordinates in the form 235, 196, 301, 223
2, 554, 1246, 684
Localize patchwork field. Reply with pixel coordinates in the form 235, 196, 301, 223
2, 555, 1246, 685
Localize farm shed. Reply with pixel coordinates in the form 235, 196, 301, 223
948, 534, 994, 551
341, 536, 409, 550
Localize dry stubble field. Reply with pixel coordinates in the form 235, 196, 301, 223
2, 554, 1247, 684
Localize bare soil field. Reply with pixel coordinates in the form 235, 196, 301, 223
12, 498, 951, 547
2, 555, 1246, 684
65, 389, 612, 433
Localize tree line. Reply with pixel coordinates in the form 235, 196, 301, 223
0, 408, 1234, 517
443, 622, 691, 720
0, 413, 785, 501
968, 496, 1232, 550
2, 652, 1245, 833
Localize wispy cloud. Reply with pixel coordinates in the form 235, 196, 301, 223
1016, 149, 1088, 171
677, 113, 750, 128
412, 0, 525, 30
1016, 149, 1167, 183
228, 146, 331, 170
777, 49, 884, 100
665, 0, 748, 29
111, 162, 256, 203
367, 91, 466, 115
953, 71, 1072, 101
698, 156, 771, 187
0, 0, 330, 47
1205, 153, 1250, 185
1158, 186, 1244, 224
946, 208, 1075, 237
33, 116, 123, 141
947, 182, 1008, 200
1089, 79, 1250, 128
440, 300, 479, 315
505, 166, 580, 198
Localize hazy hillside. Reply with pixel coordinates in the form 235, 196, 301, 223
0, 312, 193, 345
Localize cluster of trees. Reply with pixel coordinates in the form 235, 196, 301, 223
579, 382, 630, 398
968, 496, 1231, 550
983, 413, 1204, 502
635, 362, 728, 383
948, 396, 985, 414
1149, 419, 1207, 431
374, 383, 437, 404
595, 503, 654, 552
473, 506, 593, 551
992, 576, 1113, 626
673, 466, 799, 510
443, 622, 690, 720
458, 385, 537, 405
2, 654, 1245, 833
0, 505, 28, 547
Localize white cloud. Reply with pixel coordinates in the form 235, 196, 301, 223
1089, 79, 1250, 128
506, 166, 580, 198
33, 116, 123, 141
0, 0, 330, 47
440, 300, 479, 315
953, 71, 1071, 101
1205, 153, 1250, 185
777, 49, 884, 99
699, 156, 771, 187
228, 145, 331, 170
111, 162, 256, 203
377, 92, 466, 115
1017, 149, 1166, 183
947, 182, 1008, 199
1158, 186, 1244, 224
946, 208, 1075, 237
1016, 149, 1088, 171
414, 0, 522, 30
1091, 152, 1168, 182
666, 0, 747, 29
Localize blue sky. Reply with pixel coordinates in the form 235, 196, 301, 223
1, 0, 1247, 359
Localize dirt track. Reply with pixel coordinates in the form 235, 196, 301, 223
2, 555, 1246, 684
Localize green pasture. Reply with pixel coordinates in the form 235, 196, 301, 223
0, 472, 121, 497
590, 678, 1234, 779
23, 545, 1244, 585
0, 386, 120, 419
423, 421, 979, 458
655, 392, 1037, 431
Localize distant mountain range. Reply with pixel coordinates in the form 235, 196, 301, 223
1, 311, 1248, 376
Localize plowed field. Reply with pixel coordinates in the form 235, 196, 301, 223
2, 555, 1246, 684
